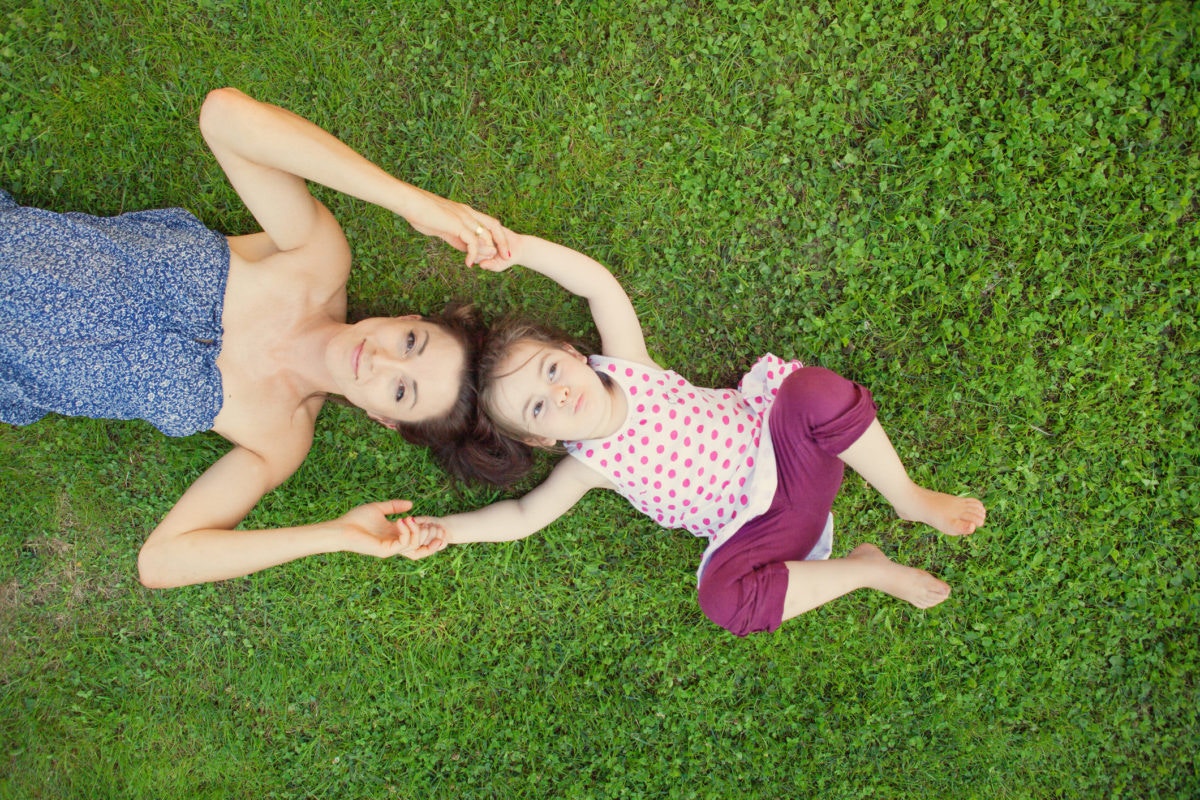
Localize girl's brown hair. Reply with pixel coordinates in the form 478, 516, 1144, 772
443, 316, 609, 488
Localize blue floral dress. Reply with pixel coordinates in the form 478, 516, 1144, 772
0, 189, 230, 436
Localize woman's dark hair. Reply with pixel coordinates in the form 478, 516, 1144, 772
438, 316, 601, 488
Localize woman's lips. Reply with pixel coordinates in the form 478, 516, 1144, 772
352, 341, 364, 379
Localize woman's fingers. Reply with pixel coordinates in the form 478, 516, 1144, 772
463, 224, 485, 266
375, 498, 414, 516
462, 219, 504, 266
480, 215, 511, 260
410, 195, 508, 265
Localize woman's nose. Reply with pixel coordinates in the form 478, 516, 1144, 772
371, 348, 404, 375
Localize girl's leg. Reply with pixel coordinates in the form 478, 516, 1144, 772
773, 385, 980, 621
698, 368, 862, 636
699, 367, 977, 635
836, 419, 986, 536
780, 543, 950, 621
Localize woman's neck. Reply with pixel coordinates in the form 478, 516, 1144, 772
268, 317, 347, 400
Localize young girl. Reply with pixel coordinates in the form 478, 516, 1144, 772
412, 232, 986, 636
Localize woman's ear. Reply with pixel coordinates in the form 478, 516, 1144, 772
369, 413, 401, 431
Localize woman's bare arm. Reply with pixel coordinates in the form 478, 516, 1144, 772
198, 87, 508, 264
137, 443, 437, 588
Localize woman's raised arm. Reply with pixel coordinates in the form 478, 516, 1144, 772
136, 442, 440, 588
198, 87, 508, 264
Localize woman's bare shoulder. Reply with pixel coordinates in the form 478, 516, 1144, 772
227, 201, 351, 292
213, 394, 323, 484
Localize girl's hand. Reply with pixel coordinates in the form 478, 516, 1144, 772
336, 499, 447, 560
405, 516, 452, 545
393, 515, 448, 561
472, 229, 523, 272
404, 191, 511, 267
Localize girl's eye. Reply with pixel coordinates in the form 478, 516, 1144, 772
395, 382, 406, 402
405, 332, 416, 352
548, 363, 558, 381
532, 400, 544, 419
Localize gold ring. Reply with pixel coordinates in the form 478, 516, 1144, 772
474, 225, 485, 236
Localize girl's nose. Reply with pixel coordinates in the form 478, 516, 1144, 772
554, 385, 570, 406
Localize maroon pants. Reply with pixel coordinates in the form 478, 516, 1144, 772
697, 367, 877, 636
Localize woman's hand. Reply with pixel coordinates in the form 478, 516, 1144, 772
404, 189, 511, 267
337, 499, 447, 560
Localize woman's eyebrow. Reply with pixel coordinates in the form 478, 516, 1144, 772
408, 331, 432, 410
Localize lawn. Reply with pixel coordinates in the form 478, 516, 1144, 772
1, 1, 1197, 797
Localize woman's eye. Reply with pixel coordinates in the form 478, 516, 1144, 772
395, 382, 406, 402
405, 332, 416, 352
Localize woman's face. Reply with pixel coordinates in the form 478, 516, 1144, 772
330, 315, 465, 425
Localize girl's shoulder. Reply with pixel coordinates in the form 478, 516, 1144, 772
589, 352, 669, 378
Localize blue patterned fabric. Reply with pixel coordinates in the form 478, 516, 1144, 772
1, 189, 230, 436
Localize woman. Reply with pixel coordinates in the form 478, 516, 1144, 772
1, 87, 508, 588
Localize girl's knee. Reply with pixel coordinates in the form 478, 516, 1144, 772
697, 578, 740, 634
697, 564, 786, 637
778, 367, 857, 411
775, 367, 877, 439
699, 598, 758, 638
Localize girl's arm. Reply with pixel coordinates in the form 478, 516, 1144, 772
480, 233, 657, 368
413, 457, 610, 545
198, 87, 508, 265
137, 443, 443, 588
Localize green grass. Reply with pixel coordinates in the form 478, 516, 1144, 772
2, 0, 1197, 797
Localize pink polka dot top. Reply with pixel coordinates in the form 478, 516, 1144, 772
565, 353, 802, 544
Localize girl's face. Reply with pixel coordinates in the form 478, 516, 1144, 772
329, 315, 465, 426
488, 340, 624, 446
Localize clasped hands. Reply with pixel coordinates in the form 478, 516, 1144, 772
337, 499, 449, 561
405, 191, 512, 268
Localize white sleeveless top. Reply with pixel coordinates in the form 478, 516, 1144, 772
564, 353, 803, 568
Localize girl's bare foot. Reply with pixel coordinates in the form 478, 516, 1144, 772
894, 486, 986, 536
847, 543, 951, 609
